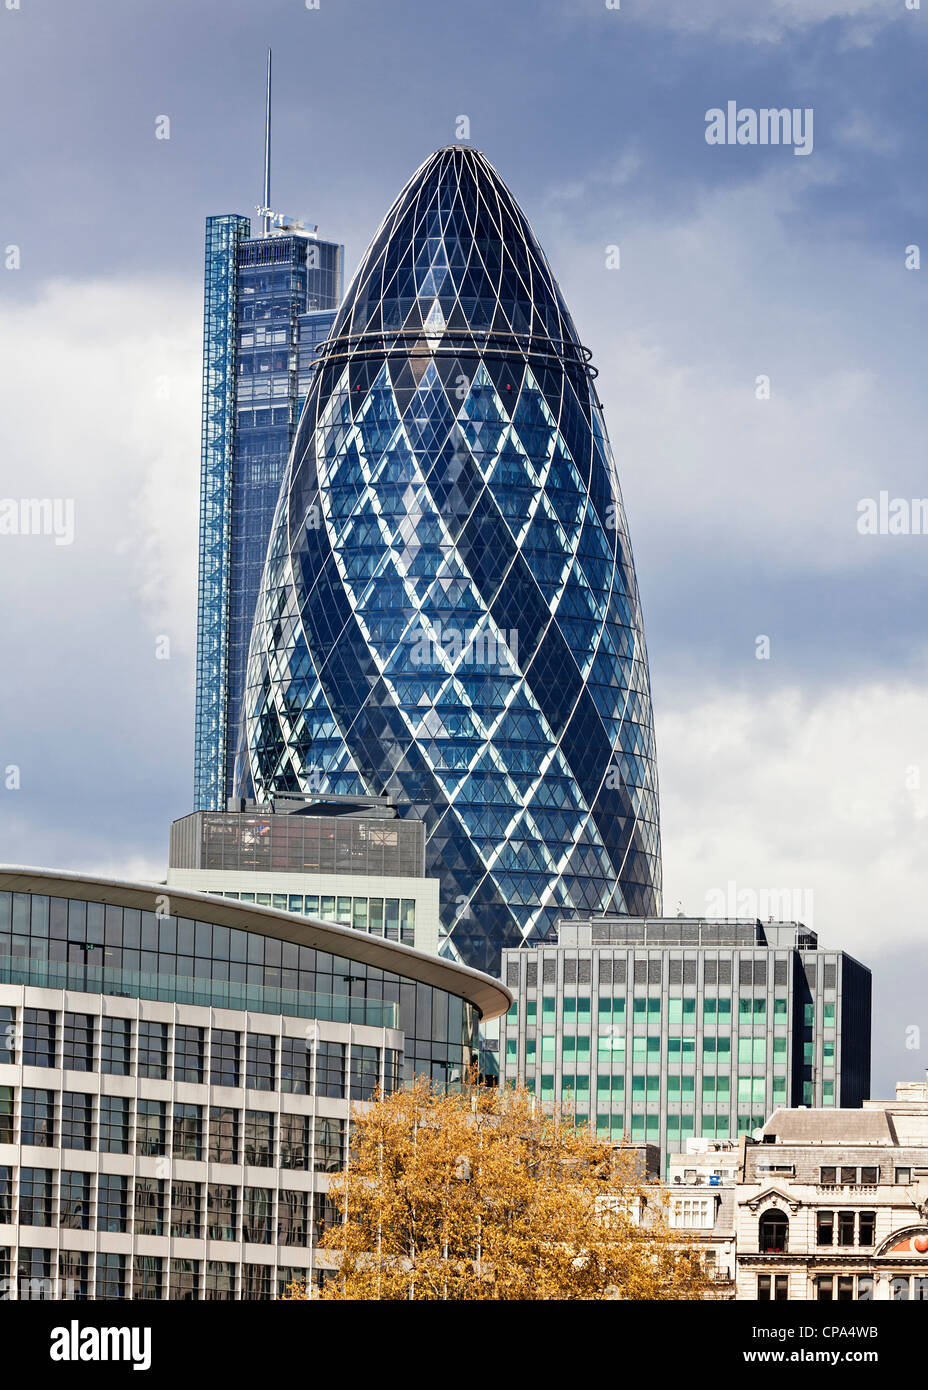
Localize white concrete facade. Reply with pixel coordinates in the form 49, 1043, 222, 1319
0, 982, 402, 1299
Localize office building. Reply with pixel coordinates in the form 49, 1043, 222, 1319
498, 915, 871, 1165
0, 867, 508, 1299
194, 193, 343, 812
236, 143, 662, 974
167, 797, 440, 956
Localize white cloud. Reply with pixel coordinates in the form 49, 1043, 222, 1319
544, 164, 928, 587
0, 277, 201, 869
657, 680, 928, 958
621, 0, 900, 45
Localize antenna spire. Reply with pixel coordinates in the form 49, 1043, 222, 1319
263, 48, 272, 237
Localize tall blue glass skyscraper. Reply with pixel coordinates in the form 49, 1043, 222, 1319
193, 218, 343, 811
237, 145, 661, 973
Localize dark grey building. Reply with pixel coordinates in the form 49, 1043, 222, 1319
498, 916, 871, 1168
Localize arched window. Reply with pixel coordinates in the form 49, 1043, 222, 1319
759, 1209, 789, 1253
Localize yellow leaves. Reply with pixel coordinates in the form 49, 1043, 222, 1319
315, 1080, 711, 1301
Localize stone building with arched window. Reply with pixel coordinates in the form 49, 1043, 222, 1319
734, 1076, 928, 1300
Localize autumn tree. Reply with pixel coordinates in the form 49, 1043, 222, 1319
306, 1079, 710, 1300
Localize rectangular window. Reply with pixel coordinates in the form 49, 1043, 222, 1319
137, 1020, 168, 1079
277, 1190, 310, 1247
0, 1086, 12, 1144
313, 1116, 346, 1173
18, 1247, 53, 1300
824, 1002, 835, 1026
174, 1025, 205, 1083
59, 1171, 91, 1230
246, 1033, 276, 1090
207, 1184, 238, 1241
280, 1035, 312, 1093
316, 1041, 345, 1099
173, 1103, 202, 1161
242, 1187, 273, 1244
279, 1113, 310, 1171
96, 1253, 127, 1301
136, 1099, 166, 1156
100, 1017, 131, 1076
169, 1258, 199, 1301
23, 1009, 56, 1067
134, 1178, 165, 1237
132, 1255, 163, 1301
60, 1250, 90, 1301
97, 1173, 128, 1233
98, 1096, 130, 1154
820, 1166, 837, 1185
837, 1211, 856, 1245
62, 1013, 94, 1071
170, 1181, 202, 1239
210, 1029, 241, 1087
0, 1166, 11, 1224
858, 1210, 876, 1245
243, 1110, 275, 1166
313, 1191, 339, 1243
22, 1089, 55, 1147
860, 1166, 878, 1185
349, 1045, 380, 1101
208, 1105, 240, 1164
542, 996, 556, 1021
205, 1261, 235, 1301
60, 1092, 92, 1151
817, 1210, 834, 1246
241, 1265, 271, 1300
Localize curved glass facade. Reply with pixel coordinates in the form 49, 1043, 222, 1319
0, 890, 478, 1085
238, 145, 661, 973
0, 876, 505, 1300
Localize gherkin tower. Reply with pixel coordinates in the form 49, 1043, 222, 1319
237, 145, 661, 973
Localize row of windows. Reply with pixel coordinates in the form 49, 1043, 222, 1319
540, 1112, 771, 1143
216, 892, 416, 946
1, 1249, 327, 1301
509, 996, 836, 1028
819, 1165, 909, 1186
759, 1208, 881, 1255
760, 1274, 928, 1302
528, 1073, 793, 1105
0, 1089, 346, 1169
511, 955, 836, 989
816, 1210, 877, 1247
0, 1010, 395, 1097
0, 893, 473, 1068
509, 1035, 834, 1066
0, 1167, 338, 1244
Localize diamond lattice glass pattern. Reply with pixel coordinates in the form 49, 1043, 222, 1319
237, 146, 661, 973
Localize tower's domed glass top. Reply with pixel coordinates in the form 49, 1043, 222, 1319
237, 145, 661, 973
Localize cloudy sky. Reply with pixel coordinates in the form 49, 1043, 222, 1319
0, 0, 925, 1093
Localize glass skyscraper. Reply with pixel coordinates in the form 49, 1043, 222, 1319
194, 217, 343, 812
237, 145, 661, 974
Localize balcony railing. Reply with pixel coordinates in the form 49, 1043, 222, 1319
0, 957, 397, 1029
